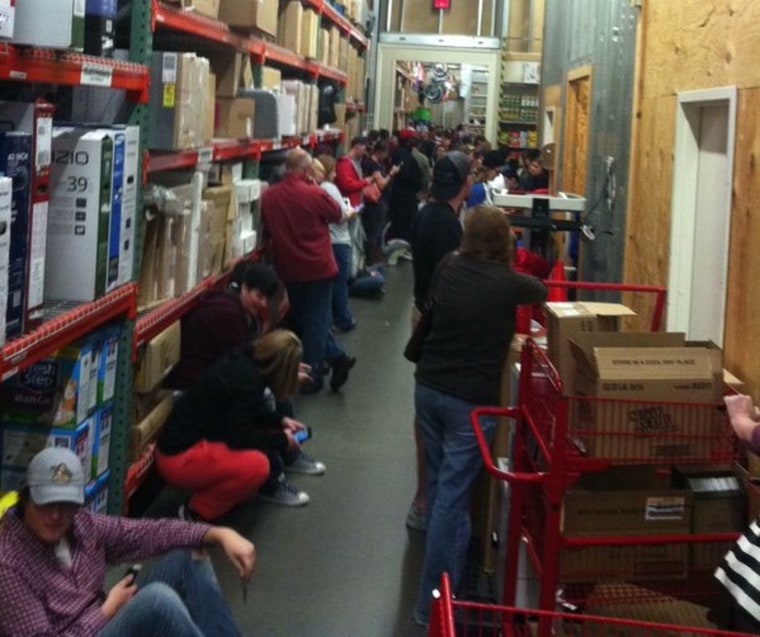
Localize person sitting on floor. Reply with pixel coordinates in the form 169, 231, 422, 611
155, 330, 317, 516
0, 447, 254, 636
164, 261, 324, 505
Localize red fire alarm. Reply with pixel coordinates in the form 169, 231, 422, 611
434, 0, 451, 9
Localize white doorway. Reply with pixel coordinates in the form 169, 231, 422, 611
667, 87, 737, 346
374, 39, 501, 140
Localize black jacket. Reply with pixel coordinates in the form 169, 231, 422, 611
157, 346, 288, 456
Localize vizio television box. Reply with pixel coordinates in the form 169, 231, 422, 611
46, 127, 113, 302
0, 132, 32, 341
12, 0, 84, 51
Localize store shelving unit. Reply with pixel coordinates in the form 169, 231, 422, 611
0, 0, 368, 514
466, 70, 489, 136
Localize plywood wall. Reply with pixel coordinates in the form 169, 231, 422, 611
625, 0, 760, 395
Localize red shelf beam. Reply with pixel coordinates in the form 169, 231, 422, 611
153, 0, 264, 58
0, 284, 137, 380
0, 46, 149, 103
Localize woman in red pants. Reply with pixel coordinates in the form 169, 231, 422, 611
155, 329, 308, 521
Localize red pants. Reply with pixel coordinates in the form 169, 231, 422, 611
155, 441, 270, 520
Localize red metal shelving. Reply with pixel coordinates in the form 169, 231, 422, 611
0, 46, 150, 102
153, 0, 265, 58
0, 284, 137, 381
146, 131, 342, 173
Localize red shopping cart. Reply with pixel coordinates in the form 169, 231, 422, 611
429, 573, 756, 637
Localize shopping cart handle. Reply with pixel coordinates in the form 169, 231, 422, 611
471, 407, 546, 485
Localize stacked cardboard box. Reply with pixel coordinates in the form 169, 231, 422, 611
0, 325, 120, 489
148, 52, 212, 151
219, 0, 278, 37
130, 321, 181, 462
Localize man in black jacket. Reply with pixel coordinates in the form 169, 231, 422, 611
406, 151, 472, 531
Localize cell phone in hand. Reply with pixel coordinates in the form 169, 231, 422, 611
124, 564, 142, 584
294, 427, 312, 444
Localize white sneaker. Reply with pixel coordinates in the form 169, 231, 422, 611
286, 450, 326, 476
258, 477, 310, 507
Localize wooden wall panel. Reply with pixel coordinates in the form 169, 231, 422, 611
625, 0, 760, 389
723, 88, 760, 397
400, 1, 439, 33
642, 0, 760, 98
623, 95, 676, 330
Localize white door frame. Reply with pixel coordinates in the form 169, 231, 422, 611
667, 86, 737, 344
374, 41, 501, 141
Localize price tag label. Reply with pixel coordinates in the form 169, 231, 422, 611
197, 146, 214, 171
81, 64, 113, 88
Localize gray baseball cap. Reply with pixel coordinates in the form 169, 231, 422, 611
26, 447, 85, 506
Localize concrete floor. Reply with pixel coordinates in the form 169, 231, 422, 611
191, 264, 428, 636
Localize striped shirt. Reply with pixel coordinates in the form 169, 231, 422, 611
0, 508, 210, 636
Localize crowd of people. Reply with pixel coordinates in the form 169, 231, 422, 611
0, 126, 573, 635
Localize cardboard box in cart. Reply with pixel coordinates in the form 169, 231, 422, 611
568, 332, 724, 462
545, 301, 636, 391
560, 466, 693, 582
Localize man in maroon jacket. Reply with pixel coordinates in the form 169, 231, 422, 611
262, 148, 356, 394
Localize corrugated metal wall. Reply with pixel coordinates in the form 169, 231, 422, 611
543, 0, 638, 288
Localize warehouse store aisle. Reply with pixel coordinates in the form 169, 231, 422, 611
216, 264, 428, 636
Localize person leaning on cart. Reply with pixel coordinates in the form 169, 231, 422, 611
412, 205, 547, 627
0, 447, 254, 636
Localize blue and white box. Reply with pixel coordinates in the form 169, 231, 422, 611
1, 418, 92, 474
91, 401, 112, 479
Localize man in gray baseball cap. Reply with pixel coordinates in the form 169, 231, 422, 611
0, 446, 255, 635
26, 446, 86, 507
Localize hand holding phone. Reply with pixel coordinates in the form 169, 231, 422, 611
123, 564, 142, 585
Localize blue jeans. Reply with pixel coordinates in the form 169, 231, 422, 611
286, 279, 345, 384
98, 550, 240, 637
331, 243, 354, 330
413, 383, 495, 626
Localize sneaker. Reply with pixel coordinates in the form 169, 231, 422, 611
406, 500, 427, 532
330, 354, 356, 391
286, 449, 326, 476
334, 319, 357, 333
258, 478, 310, 507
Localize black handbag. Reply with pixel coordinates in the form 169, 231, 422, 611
403, 307, 432, 363
402, 252, 455, 364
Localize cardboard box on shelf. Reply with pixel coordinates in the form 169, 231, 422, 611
278, 93, 297, 136
320, 27, 330, 66
129, 392, 174, 462
328, 26, 340, 68
199, 185, 231, 278
260, 65, 281, 91
281, 80, 309, 135
97, 324, 120, 405
568, 332, 724, 462
0, 177, 11, 346
85, 468, 109, 513
0, 341, 93, 428
0, 100, 53, 331
301, 8, 319, 59
218, 0, 278, 36
168, 0, 220, 19
148, 52, 211, 151
134, 321, 181, 394
46, 127, 113, 302
205, 73, 216, 144
561, 466, 693, 538
1, 132, 32, 340
545, 301, 636, 391
216, 97, 255, 138
1, 418, 92, 475
208, 50, 245, 98
278, 0, 303, 54
91, 401, 112, 479
13, 0, 84, 50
